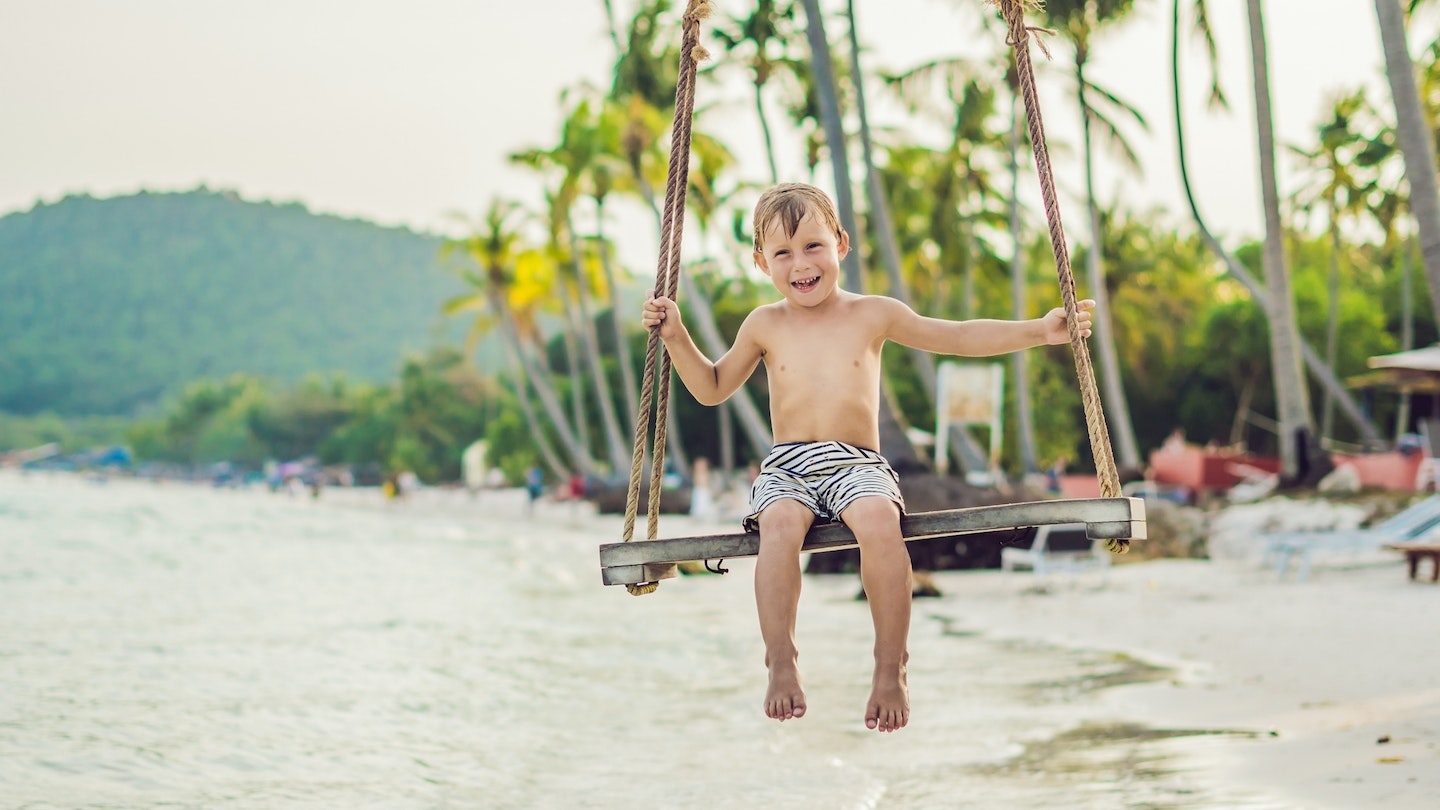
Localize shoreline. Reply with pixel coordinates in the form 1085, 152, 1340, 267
928, 559, 1440, 807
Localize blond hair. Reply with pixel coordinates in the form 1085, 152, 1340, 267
751, 182, 844, 252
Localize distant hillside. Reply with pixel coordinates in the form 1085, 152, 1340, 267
0, 190, 466, 415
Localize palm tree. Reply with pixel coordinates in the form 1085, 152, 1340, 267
711, 0, 799, 184
511, 101, 632, 475
442, 199, 598, 477
885, 59, 1009, 318
1375, 0, 1440, 331
1245, 0, 1319, 482
612, 0, 681, 108
1170, 0, 1382, 446
1289, 90, 1369, 441
587, 97, 641, 431
1040, 0, 1144, 470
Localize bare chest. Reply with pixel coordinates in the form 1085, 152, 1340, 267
760, 322, 883, 389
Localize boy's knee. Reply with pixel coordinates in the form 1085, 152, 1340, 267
758, 500, 815, 540
841, 497, 901, 538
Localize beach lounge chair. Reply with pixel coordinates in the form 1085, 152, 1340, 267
1000, 522, 1111, 578
1415, 418, 1440, 492
1261, 494, 1440, 581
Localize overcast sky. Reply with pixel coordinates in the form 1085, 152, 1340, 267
0, 0, 1410, 271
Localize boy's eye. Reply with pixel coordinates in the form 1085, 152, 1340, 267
807, 243, 821, 249
774, 249, 789, 257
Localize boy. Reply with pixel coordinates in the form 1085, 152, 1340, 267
641, 182, 1093, 733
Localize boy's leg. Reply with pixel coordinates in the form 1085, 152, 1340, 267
840, 496, 911, 733
754, 498, 816, 721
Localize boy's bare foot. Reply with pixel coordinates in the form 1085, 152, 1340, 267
864, 662, 909, 732
765, 663, 806, 721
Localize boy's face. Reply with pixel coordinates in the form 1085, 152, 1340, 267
752, 211, 849, 308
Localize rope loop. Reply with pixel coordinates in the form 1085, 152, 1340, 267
1005, 24, 1057, 60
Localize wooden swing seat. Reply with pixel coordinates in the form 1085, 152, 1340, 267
599, 496, 1145, 586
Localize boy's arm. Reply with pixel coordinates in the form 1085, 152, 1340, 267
879, 296, 1094, 356
642, 296, 763, 406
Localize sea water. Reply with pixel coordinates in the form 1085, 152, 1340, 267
0, 471, 1274, 809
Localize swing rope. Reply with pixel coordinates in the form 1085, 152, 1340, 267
620, 0, 714, 595
993, 0, 1128, 552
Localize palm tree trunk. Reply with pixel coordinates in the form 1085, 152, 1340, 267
502, 348, 569, 480
1375, 0, 1440, 331
665, 388, 691, 478
719, 399, 736, 479
1170, 0, 1381, 446
1398, 234, 1416, 441
961, 217, 976, 320
1321, 221, 1341, 440
554, 279, 593, 458
494, 294, 598, 477
1076, 56, 1142, 469
1010, 94, 1039, 475
1247, 0, 1318, 481
568, 228, 630, 474
595, 198, 640, 439
754, 82, 781, 185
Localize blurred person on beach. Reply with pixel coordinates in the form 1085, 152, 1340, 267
566, 472, 587, 500
1045, 455, 1067, 496
642, 182, 1092, 733
525, 465, 544, 515
689, 457, 716, 521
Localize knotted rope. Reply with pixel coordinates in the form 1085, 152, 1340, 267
620, 0, 714, 594
992, 0, 1127, 553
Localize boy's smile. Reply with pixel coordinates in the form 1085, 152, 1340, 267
753, 212, 849, 307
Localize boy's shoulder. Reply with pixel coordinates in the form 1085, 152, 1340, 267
745, 299, 788, 323
847, 293, 909, 320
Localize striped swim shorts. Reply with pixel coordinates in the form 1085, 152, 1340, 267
742, 440, 905, 533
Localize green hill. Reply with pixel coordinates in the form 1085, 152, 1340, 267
0, 189, 467, 416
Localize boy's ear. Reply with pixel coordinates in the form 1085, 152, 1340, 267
837, 229, 850, 258
753, 249, 768, 272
